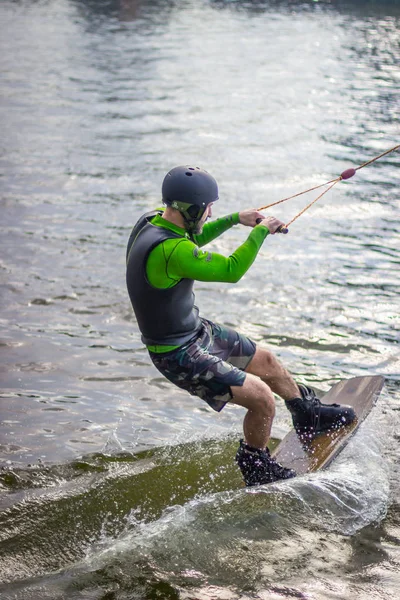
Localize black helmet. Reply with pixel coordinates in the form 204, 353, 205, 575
162, 166, 219, 231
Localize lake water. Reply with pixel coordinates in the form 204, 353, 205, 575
1, 0, 399, 598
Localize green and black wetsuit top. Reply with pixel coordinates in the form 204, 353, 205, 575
126, 210, 270, 353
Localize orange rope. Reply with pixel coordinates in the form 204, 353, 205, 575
257, 143, 399, 228
285, 180, 339, 228
355, 143, 400, 171
257, 177, 339, 211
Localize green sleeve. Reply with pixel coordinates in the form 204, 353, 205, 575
147, 224, 270, 286
192, 213, 240, 247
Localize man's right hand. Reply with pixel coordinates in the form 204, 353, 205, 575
257, 216, 287, 234
238, 208, 266, 227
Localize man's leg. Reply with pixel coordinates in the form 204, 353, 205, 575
230, 373, 275, 449
244, 346, 300, 400
230, 374, 296, 486
244, 346, 356, 437
229, 343, 297, 449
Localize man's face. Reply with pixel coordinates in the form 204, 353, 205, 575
195, 203, 213, 234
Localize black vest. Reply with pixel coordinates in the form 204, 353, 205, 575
126, 211, 202, 346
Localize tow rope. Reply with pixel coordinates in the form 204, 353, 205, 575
256, 143, 399, 234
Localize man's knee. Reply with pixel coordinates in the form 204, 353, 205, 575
251, 384, 275, 418
231, 376, 275, 417
246, 347, 277, 375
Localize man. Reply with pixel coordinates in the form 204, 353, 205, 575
126, 166, 356, 486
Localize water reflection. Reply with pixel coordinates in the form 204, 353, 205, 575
209, 0, 400, 16
73, 0, 174, 23
73, 0, 400, 23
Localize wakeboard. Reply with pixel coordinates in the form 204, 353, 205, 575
272, 375, 385, 475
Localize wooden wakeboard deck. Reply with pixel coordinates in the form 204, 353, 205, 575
272, 375, 385, 475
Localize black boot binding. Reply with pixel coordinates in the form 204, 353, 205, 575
236, 439, 296, 487
285, 384, 356, 440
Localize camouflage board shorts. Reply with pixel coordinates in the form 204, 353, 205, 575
149, 318, 256, 412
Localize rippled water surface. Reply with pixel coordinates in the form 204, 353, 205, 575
1, 0, 399, 598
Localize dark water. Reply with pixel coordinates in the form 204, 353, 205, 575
1, 0, 400, 598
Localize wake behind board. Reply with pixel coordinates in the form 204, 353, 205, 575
272, 375, 384, 475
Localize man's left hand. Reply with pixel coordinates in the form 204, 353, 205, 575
239, 209, 266, 227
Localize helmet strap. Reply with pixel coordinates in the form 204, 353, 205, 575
169, 200, 206, 234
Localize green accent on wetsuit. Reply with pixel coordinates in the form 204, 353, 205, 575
145, 211, 270, 353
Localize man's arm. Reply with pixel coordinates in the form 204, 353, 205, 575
162, 224, 270, 284
193, 208, 269, 247
193, 213, 240, 247
146, 212, 286, 287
